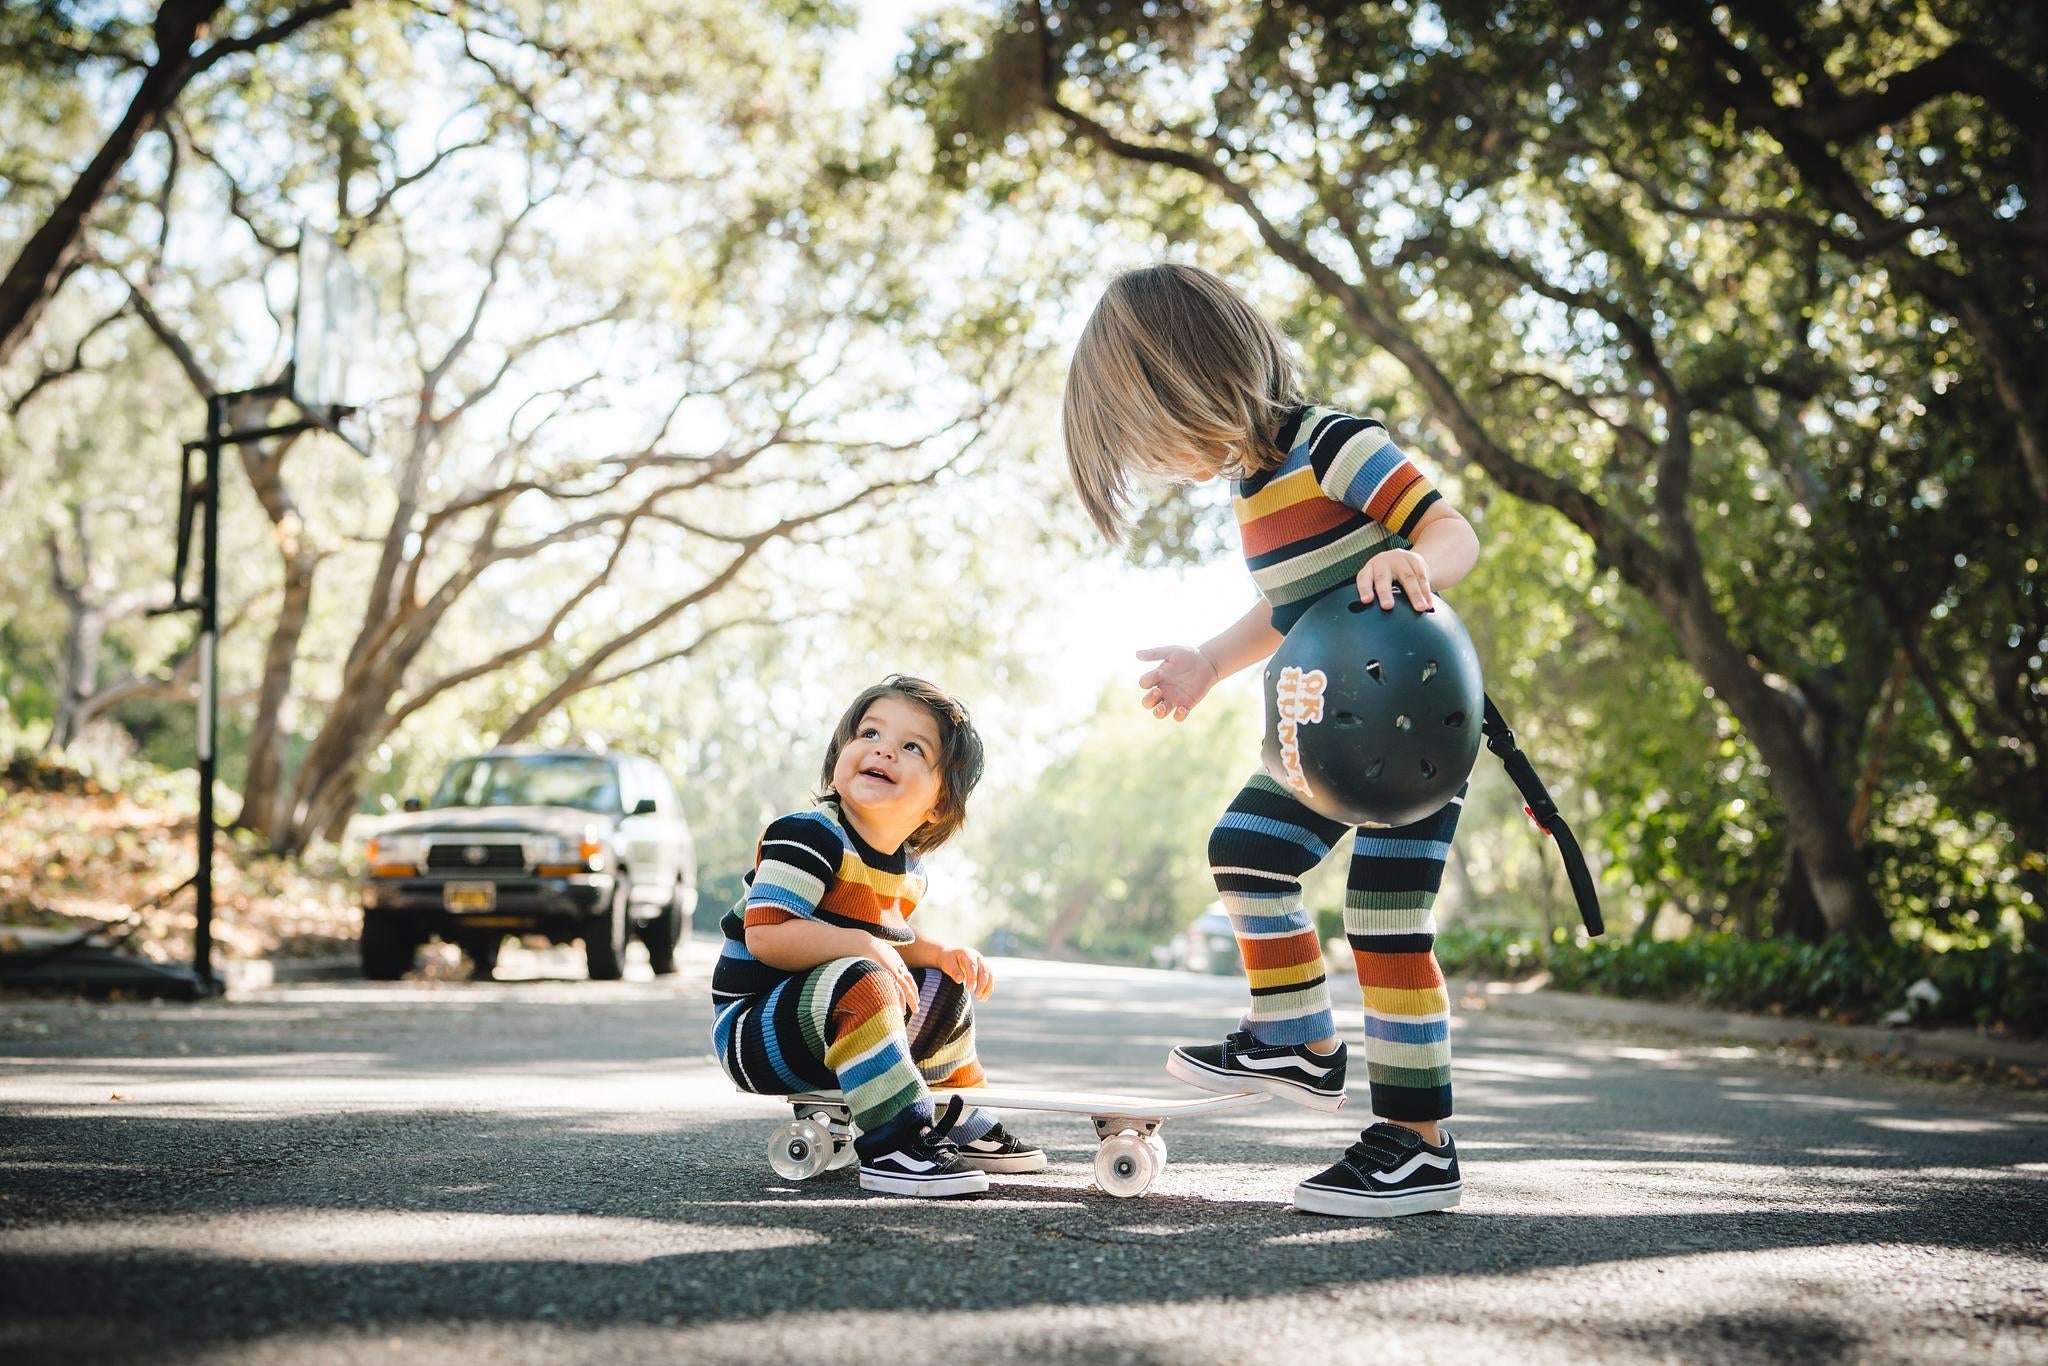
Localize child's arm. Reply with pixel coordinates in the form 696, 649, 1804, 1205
746, 918, 919, 1010
1137, 597, 1280, 722
900, 928, 994, 1000
1357, 502, 1480, 611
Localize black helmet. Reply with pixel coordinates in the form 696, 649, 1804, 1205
1261, 586, 1485, 827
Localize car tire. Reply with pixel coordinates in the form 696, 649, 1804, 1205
584, 878, 629, 981
461, 933, 503, 981
641, 883, 688, 976
360, 913, 417, 981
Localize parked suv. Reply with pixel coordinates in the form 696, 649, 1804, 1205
359, 748, 696, 981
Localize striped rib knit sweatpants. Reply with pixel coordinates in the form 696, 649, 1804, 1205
712, 956, 993, 1152
1209, 771, 1463, 1121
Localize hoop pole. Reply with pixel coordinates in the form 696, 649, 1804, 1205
193, 394, 224, 994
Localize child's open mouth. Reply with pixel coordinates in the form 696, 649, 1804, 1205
860, 767, 894, 784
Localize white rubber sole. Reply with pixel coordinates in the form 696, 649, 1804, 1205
956, 1150, 1049, 1174
1292, 1179, 1461, 1218
857, 1166, 989, 1197
1166, 1049, 1348, 1113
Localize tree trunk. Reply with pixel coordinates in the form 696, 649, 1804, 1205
236, 554, 316, 832
270, 640, 411, 854
1042, 879, 1099, 960
1664, 581, 1887, 939
0, 1, 222, 369
47, 604, 108, 751
233, 429, 318, 835
1774, 848, 1828, 943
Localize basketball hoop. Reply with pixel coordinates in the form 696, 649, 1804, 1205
292, 227, 377, 456
155, 224, 382, 994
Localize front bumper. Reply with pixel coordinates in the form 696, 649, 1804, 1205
361, 874, 613, 939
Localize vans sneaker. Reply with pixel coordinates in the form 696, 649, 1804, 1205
1293, 1122, 1461, 1217
857, 1097, 989, 1197
1167, 1029, 1348, 1111
955, 1122, 1048, 1174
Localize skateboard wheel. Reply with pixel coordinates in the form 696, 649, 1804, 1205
1145, 1133, 1167, 1169
826, 1138, 858, 1171
1093, 1132, 1158, 1198
768, 1118, 834, 1181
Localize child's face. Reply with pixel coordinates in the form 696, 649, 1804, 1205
1156, 445, 1219, 485
831, 695, 945, 834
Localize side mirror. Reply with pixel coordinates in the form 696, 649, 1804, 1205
631, 797, 657, 816
402, 797, 422, 812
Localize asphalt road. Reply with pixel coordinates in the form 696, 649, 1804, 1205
3, 941, 2045, 1364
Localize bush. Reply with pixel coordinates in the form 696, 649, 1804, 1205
1433, 927, 1546, 980
1439, 927, 2046, 1037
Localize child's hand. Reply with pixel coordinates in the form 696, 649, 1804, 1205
1136, 645, 1219, 721
1357, 548, 1435, 612
866, 939, 920, 1016
936, 945, 994, 1001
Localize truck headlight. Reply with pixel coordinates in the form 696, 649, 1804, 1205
535, 826, 606, 876
366, 834, 425, 875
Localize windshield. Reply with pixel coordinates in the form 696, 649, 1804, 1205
430, 755, 621, 814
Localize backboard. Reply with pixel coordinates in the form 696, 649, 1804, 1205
291, 228, 375, 413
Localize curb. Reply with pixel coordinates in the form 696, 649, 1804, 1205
1452, 975, 2048, 1078
224, 955, 359, 995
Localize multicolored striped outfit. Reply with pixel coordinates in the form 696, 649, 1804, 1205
711, 798, 992, 1152
1219, 404, 1458, 1121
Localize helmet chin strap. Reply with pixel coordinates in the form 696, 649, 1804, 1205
1479, 695, 1605, 938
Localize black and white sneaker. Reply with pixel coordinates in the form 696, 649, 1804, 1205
857, 1098, 989, 1197
1166, 1029, 1348, 1111
1293, 1122, 1461, 1217
955, 1122, 1048, 1174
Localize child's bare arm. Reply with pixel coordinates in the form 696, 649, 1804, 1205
902, 927, 993, 1000
1358, 503, 1480, 610
1137, 597, 1281, 721
746, 919, 918, 1008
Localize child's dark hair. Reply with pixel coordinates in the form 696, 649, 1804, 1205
819, 675, 985, 853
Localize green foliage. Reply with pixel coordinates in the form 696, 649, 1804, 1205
1314, 905, 1343, 946
967, 682, 1263, 961
894, 0, 2047, 945
1435, 928, 2048, 1037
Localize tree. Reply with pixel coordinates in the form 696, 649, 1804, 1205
0, 0, 357, 370
5, 1, 1070, 860
898, 0, 2045, 940
970, 684, 1265, 960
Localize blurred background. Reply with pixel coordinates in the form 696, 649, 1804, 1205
1, 1, 2040, 1031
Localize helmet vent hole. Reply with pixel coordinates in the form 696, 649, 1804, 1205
1347, 599, 1370, 614
1421, 660, 1439, 684
1334, 712, 1363, 729
1444, 710, 1466, 727
1364, 659, 1383, 683
1420, 759, 1437, 780
1363, 759, 1385, 780
1394, 714, 1412, 731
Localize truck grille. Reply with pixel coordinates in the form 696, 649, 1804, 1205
425, 841, 526, 872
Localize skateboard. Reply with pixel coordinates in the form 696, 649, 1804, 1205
766, 1085, 1270, 1197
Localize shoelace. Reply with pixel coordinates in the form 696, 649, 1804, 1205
1344, 1122, 1426, 1170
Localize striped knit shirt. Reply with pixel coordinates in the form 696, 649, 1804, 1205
1235, 405, 1442, 632
711, 799, 925, 1007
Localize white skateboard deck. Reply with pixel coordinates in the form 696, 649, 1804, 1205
768, 1084, 1268, 1196
930, 1085, 1269, 1120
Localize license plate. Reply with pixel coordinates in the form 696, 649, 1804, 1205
443, 881, 497, 912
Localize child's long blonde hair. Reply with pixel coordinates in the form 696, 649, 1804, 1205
1062, 263, 1304, 541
